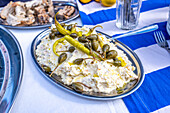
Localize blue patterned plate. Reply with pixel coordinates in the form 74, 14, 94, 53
31, 28, 144, 100
0, 1, 79, 29
0, 25, 23, 112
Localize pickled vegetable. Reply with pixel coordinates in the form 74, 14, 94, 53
73, 58, 84, 65
87, 34, 98, 40
64, 35, 90, 55
78, 36, 89, 43
54, 13, 71, 35
106, 50, 117, 59
70, 33, 78, 38
49, 33, 55, 39
85, 25, 103, 36
42, 65, 51, 73
91, 40, 99, 51
53, 38, 65, 56
102, 44, 110, 58
50, 53, 67, 77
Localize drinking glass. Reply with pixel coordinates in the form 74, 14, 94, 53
116, 0, 142, 30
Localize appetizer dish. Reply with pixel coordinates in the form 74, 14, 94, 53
35, 17, 139, 94
0, 0, 54, 26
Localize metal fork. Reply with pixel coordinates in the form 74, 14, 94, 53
154, 31, 170, 53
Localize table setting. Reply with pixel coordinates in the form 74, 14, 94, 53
0, 0, 169, 113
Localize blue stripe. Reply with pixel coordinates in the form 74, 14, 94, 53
116, 22, 170, 50
79, 11, 94, 25
79, 0, 170, 25
123, 66, 170, 112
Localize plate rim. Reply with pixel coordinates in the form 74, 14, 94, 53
31, 28, 145, 100
0, 25, 24, 112
0, 1, 79, 29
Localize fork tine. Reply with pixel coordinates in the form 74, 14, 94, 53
154, 32, 159, 44
154, 31, 169, 49
160, 31, 166, 41
158, 31, 164, 42
157, 31, 163, 42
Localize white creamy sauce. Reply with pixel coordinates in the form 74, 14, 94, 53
36, 26, 138, 93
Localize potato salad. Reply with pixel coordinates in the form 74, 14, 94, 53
35, 22, 138, 94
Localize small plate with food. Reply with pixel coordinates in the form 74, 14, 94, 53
31, 18, 144, 100
0, 25, 23, 112
0, 0, 79, 29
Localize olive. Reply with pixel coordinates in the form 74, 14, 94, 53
49, 33, 55, 39
68, 46, 75, 53
106, 50, 117, 59
70, 33, 77, 38
91, 40, 99, 51
67, 24, 73, 31
42, 65, 51, 73
87, 34, 98, 40
51, 28, 58, 33
78, 37, 89, 43
102, 44, 110, 53
73, 58, 84, 65
84, 43, 91, 50
72, 82, 83, 92
58, 53, 67, 64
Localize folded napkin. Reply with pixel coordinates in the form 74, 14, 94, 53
77, 0, 170, 112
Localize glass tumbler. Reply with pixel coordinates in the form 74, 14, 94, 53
116, 0, 142, 30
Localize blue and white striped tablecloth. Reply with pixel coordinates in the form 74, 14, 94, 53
77, 0, 170, 112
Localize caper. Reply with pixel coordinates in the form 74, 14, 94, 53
49, 53, 67, 77
51, 73, 58, 80
60, 23, 66, 27
49, 33, 55, 39
42, 65, 51, 73
102, 44, 110, 53
51, 28, 58, 33
106, 50, 117, 59
51, 73, 62, 81
91, 40, 99, 51
117, 90, 124, 94
58, 53, 67, 64
87, 34, 98, 40
78, 37, 89, 43
54, 31, 64, 38
73, 58, 84, 65
102, 44, 110, 58
82, 34, 86, 38
84, 43, 91, 50
72, 82, 83, 92
67, 24, 73, 31
113, 58, 121, 66
70, 33, 77, 38
68, 46, 75, 53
